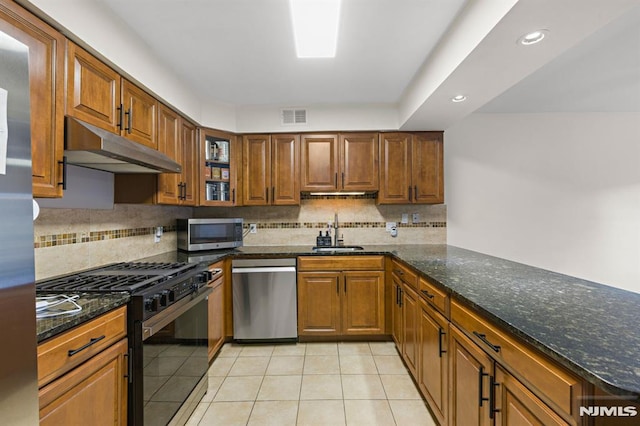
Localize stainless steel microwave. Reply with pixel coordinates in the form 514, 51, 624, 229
177, 218, 243, 251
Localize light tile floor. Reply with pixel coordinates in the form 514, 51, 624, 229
186, 342, 437, 426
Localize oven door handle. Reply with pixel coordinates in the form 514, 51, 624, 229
142, 287, 212, 340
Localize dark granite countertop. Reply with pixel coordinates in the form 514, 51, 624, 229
139, 244, 640, 397
36, 293, 130, 343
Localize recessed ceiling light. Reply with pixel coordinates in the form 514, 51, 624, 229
290, 0, 341, 58
518, 29, 549, 46
451, 95, 467, 103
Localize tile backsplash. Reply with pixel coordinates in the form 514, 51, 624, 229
196, 199, 446, 247
34, 199, 446, 280
34, 204, 192, 280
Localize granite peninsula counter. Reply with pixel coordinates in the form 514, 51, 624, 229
139, 244, 640, 398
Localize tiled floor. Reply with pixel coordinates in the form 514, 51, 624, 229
186, 342, 437, 426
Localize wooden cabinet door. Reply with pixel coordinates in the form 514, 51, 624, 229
66, 42, 121, 134
121, 79, 157, 148
242, 134, 271, 205
39, 338, 128, 426
391, 276, 403, 347
339, 133, 378, 191
297, 272, 340, 336
0, 1, 65, 198
449, 325, 493, 426
156, 104, 181, 205
412, 132, 444, 204
180, 119, 198, 206
418, 299, 448, 426
494, 364, 568, 426
378, 133, 412, 204
271, 134, 300, 205
402, 285, 419, 377
208, 277, 224, 361
301, 134, 339, 191
342, 271, 385, 335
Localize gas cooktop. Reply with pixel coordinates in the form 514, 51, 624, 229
36, 262, 201, 294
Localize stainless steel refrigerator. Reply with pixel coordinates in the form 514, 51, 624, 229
0, 30, 39, 424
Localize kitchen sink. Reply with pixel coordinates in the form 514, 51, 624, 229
312, 246, 364, 253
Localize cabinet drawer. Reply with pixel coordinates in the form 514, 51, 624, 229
298, 256, 384, 271
38, 306, 127, 388
418, 276, 448, 316
451, 300, 583, 422
391, 259, 418, 290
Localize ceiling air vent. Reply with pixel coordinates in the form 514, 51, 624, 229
281, 108, 307, 125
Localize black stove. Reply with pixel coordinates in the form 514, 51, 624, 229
36, 262, 210, 320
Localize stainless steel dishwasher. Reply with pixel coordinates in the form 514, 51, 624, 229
232, 258, 297, 342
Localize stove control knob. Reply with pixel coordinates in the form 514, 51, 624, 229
167, 289, 176, 303
146, 295, 160, 312
159, 291, 169, 307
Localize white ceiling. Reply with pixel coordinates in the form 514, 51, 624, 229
97, 0, 468, 106
20, 0, 640, 131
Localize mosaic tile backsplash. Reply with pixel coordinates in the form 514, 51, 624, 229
34, 199, 446, 280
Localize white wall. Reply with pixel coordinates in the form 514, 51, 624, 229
445, 112, 640, 293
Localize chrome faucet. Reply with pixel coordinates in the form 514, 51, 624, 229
333, 212, 343, 246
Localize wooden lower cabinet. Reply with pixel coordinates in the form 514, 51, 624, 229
39, 338, 128, 425
207, 271, 225, 361
401, 285, 419, 377
494, 364, 568, 426
297, 270, 384, 337
449, 324, 494, 426
391, 276, 403, 347
418, 298, 448, 426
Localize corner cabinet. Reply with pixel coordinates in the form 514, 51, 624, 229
378, 132, 444, 204
199, 128, 239, 206
66, 42, 158, 149
0, 0, 65, 197
300, 133, 378, 192
297, 256, 385, 337
242, 134, 299, 205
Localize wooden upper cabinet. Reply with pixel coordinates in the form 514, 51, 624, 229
200, 129, 238, 206
413, 132, 444, 203
301, 134, 339, 191
379, 132, 412, 203
301, 133, 378, 192
121, 79, 157, 149
378, 131, 444, 204
340, 133, 378, 191
271, 134, 300, 205
156, 105, 181, 204
66, 42, 157, 149
180, 119, 198, 205
243, 134, 299, 205
242, 134, 271, 205
66, 42, 121, 133
0, 1, 65, 197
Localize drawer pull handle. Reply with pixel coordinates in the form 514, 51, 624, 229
68, 335, 105, 357
393, 269, 403, 276
421, 289, 434, 299
473, 331, 501, 352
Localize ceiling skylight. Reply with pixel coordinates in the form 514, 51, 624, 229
290, 0, 341, 58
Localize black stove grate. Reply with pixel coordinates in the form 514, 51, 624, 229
36, 262, 200, 293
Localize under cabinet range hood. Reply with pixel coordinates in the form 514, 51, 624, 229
64, 116, 182, 173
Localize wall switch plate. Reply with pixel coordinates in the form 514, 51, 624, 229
412, 213, 420, 223
401, 213, 408, 224
249, 224, 257, 234
386, 222, 396, 232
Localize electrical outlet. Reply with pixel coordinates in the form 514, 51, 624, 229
412, 213, 420, 223
401, 213, 408, 224
249, 224, 257, 234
